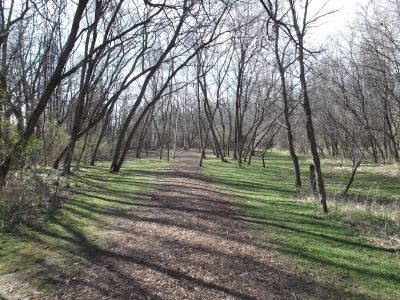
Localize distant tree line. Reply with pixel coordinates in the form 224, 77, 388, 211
1, 0, 399, 213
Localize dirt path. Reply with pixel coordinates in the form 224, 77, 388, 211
51, 151, 328, 299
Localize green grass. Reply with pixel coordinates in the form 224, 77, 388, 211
309, 155, 400, 240
2, 151, 399, 298
320, 156, 400, 203
203, 151, 400, 299
0, 158, 169, 294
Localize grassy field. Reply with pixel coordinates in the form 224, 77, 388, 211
0, 159, 169, 296
321, 156, 400, 204
203, 151, 400, 299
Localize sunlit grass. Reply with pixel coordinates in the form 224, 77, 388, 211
203, 151, 400, 299
292, 153, 400, 202
0, 158, 170, 293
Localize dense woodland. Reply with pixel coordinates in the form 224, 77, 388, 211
1, 0, 400, 216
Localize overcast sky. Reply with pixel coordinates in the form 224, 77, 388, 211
308, 0, 364, 45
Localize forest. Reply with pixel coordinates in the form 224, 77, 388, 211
0, 0, 399, 299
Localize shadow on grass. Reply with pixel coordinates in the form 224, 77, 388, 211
1, 153, 398, 299
203, 153, 400, 298
4, 165, 363, 299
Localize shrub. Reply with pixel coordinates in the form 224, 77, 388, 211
0, 169, 68, 231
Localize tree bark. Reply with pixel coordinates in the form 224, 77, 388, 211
289, 0, 328, 212
0, 0, 89, 184
273, 24, 301, 189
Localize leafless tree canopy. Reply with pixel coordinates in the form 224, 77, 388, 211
1, 0, 399, 212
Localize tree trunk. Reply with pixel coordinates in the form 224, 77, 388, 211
296, 35, 328, 212
309, 164, 317, 194
173, 110, 179, 159
274, 23, 301, 189
0, 0, 89, 185
91, 108, 112, 165
342, 159, 362, 197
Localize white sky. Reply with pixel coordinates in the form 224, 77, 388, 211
308, 0, 364, 45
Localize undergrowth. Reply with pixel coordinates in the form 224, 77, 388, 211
0, 158, 169, 298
